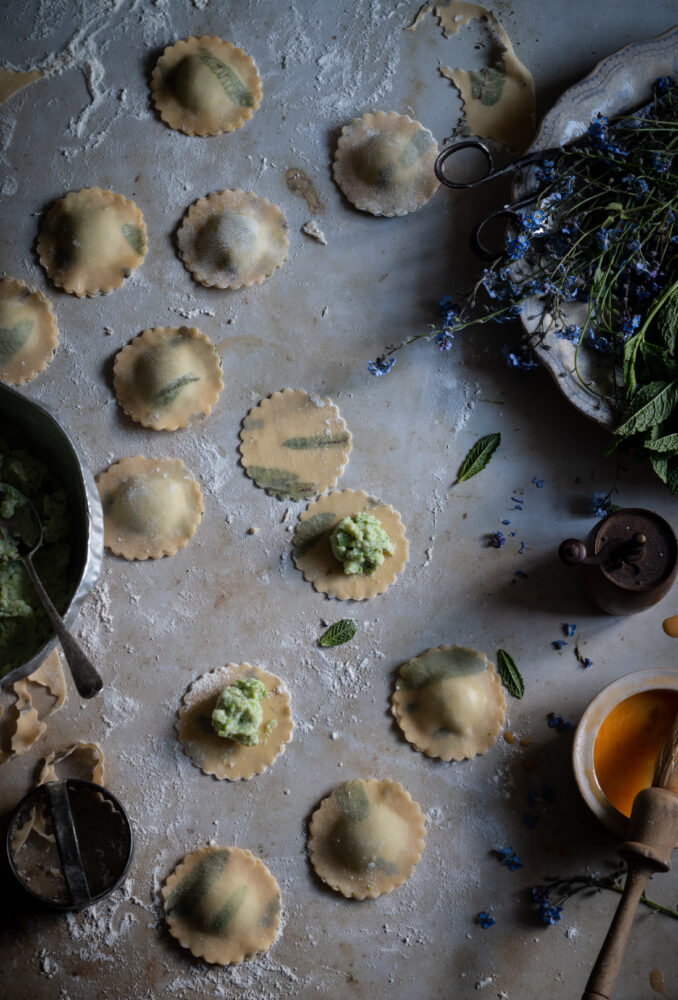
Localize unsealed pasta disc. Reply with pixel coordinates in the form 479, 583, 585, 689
177, 189, 288, 289
96, 456, 203, 560
151, 36, 262, 137
0, 278, 58, 385
37, 188, 147, 297
333, 111, 439, 216
113, 326, 223, 431
239, 389, 352, 501
162, 846, 281, 964
392, 645, 506, 761
293, 489, 408, 600
176, 663, 293, 781
308, 778, 426, 899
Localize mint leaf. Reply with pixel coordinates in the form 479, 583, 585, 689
644, 432, 678, 454
456, 433, 501, 483
615, 381, 678, 438
497, 649, 524, 699
319, 619, 357, 647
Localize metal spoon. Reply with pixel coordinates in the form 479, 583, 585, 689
0, 484, 103, 699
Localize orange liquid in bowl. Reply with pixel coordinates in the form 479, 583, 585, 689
593, 689, 678, 818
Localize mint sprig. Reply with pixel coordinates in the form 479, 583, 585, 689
456, 433, 501, 484
497, 649, 524, 699
319, 619, 357, 647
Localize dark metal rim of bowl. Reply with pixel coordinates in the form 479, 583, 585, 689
0, 383, 104, 688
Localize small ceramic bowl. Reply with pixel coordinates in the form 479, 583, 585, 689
573, 668, 678, 837
0, 383, 103, 687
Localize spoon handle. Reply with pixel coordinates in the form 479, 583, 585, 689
22, 554, 103, 699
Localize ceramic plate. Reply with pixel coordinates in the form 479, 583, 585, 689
517, 24, 678, 429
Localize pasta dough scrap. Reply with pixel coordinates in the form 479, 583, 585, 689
176, 663, 293, 781
392, 645, 506, 761
37, 188, 147, 297
113, 326, 224, 431
177, 189, 288, 289
0, 649, 66, 765
308, 778, 426, 899
239, 389, 352, 501
0, 277, 58, 385
162, 846, 281, 965
333, 111, 439, 217
151, 36, 262, 137
96, 456, 204, 560
293, 490, 408, 600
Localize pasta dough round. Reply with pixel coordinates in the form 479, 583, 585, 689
96, 456, 203, 560
392, 645, 506, 761
162, 846, 281, 964
293, 490, 408, 600
176, 663, 293, 781
151, 36, 262, 136
113, 326, 223, 431
177, 189, 288, 289
333, 111, 439, 217
0, 277, 58, 385
37, 188, 147, 297
308, 778, 426, 899
239, 389, 352, 501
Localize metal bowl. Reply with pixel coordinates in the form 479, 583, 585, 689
0, 383, 104, 687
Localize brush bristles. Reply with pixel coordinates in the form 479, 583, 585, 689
652, 714, 678, 791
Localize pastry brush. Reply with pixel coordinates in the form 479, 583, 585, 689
582, 713, 678, 1000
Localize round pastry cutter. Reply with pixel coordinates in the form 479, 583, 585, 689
6, 779, 133, 911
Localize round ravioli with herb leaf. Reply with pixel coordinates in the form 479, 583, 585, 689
392, 645, 506, 761
239, 389, 352, 502
113, 326, 223, 431
308, 778, 426, 899
0, 277, 58, 385
333, 111, 439, 217
161, 846, 281, 964
37, 188, 147, 297
151, 36, 262, 136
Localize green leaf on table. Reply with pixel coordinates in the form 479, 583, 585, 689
615, 381, 678, 438
497, 649, 524, 699
456, 432, 501, 483
643, 432, 678, 454
658, 287, 678, 355
319, 619, 357, 647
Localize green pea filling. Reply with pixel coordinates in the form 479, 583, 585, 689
330, 512, 394, 575
211, 677, 267, 745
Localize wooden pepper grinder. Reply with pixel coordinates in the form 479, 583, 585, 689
581, 716, 678, 999
560, 508, 677, 615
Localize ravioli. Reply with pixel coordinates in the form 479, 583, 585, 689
392, 645, 506, 761
293, 489, 408, 600
113, 326, 223, 431
308, 778, 426, 899
162, 846, 281, 964
151, 36, 262, 136
176, 663, 293, 781
333, 111, 439, 216
177, 189, 288, 289
239, 389, 352, 501
96, 456, 203, 560
0, 277, 58, 385
37, 188, 147, 297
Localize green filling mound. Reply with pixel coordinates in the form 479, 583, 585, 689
211, 677, 267, 745
330, 512, 394, 575
0, 437, 73, 678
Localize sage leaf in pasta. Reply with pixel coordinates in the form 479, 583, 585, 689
0, 319, 32, 365
282, 434, 350, 450
334, 780, 370, 821
497, 649, 524, 699
293, 512, 336, 556
456, 432, 501, 483
152, 374, 200, 409
121, 223, 146, 255
198, 48, 253, 107
319, 619, 357, 647
248, 466, 316, 501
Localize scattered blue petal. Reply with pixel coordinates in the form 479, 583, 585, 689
563, 623, 576, 637
367, 355, 396, 377
514, 569, 528, 578
487, 531, 505, 548
519, 541, 528, 554
552, 639, 567, 649
547, 712, 573, 732
532, 477, 545, 488
476, 911, 496, 929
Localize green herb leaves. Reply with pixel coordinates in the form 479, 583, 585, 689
319, 619, 357, 647
456, 433, 501, 483
497, 649, 524, 699
0, 319, 32, 365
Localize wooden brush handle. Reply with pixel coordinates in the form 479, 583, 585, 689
581, 865, 650, 1000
